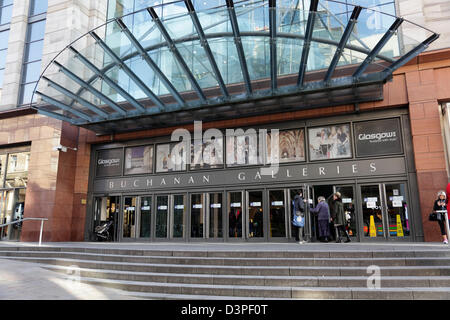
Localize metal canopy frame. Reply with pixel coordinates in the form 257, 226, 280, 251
31, 0, 439, 132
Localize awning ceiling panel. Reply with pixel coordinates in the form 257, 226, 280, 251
31, 0, 439, 134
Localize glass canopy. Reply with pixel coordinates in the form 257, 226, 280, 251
31, 0, 438, 134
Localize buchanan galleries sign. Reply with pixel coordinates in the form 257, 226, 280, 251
93, 157, 406, 192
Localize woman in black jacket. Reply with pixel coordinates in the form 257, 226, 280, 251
330, 192, 351, 243
433, 190, 448, 244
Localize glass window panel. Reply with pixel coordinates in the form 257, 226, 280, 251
308, 124, 352, 161
124, 145, 153, 175
0, 0, 14, 7
267, 129, 305, 164
24, 40, 44, 62
19, 82, 38, 105
0, 49, 6, 69
30, 0, 48, 16
21, 60, 42, 84
27, 20, 46, 42
0, 30, 9, 49
0, 4, 12, 25
5, 152, 29, 188
0, 68, 4, 88
122, 196, 137, 238
0, 154, 6, 187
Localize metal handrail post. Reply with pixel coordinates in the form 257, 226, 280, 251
437, 210, 450, 247
0, 218, 48, 245
39, 220, 44, 246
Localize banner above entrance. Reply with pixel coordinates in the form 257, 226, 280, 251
31, 0, 438, 134
93, 157, 406, 193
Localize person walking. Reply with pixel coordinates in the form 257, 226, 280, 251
292, 190, 306, 244
330, 192, 351, 243
310, 196, 330, 242
433, 190, 448, 244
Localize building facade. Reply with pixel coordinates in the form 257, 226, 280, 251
0, 0, 449, 243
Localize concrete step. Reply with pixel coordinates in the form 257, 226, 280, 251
5, 256, 450, 277
1, 246, 450, 258
1, 250, 450, 267
62, 276, 450, 300
39, 264, 450, 288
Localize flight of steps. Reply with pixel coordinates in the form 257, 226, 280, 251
0, 245, 449, 299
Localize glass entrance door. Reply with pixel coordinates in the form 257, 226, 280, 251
269, 190, 286, 238
360, 183, 410, 240
139, 196, 152, 238
228, 191, 243, 239
361, 185, 385, 238
191, 193, 205, 238
247, 190, 264, 238
156, 195, 169, 238
123, 196, 137, 239
334, 185, 357, 240
208, 192, 223, 238
93, 196, 120, 241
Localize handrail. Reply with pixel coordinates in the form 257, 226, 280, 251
0, 218, 48, 246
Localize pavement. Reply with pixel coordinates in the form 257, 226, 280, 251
0, 241, 448, 300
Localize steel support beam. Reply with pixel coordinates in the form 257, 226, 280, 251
36, 108, 78, 124
36, 91, 93, 122
90, 31, 164, 112
115, 18, 186, 107
53, 61, 127, 116
382, 33, 439, 75
226, 0, 252, 96
297, 0, 319, 87
353, 17, 403, 79
147, 7, 207, 103
184, 0, 229, 98
324, 6, 362, 83
70, 46, 144, 113
269, 0, 277, 91
42, 76, 109, 119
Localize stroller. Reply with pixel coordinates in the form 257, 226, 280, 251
94, 220, 114, 241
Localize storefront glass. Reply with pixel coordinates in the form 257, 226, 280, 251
228, 192, 243, 238
173, 194, 185, 238
269, 190, 286, 237
248, 191, 264, 238
156, 195, 168, 238
123, 196, 137, 238
191, 193, 204, 238
208, 192, 223, 238
385, 183, 410, 237
361, 185, 384, 238
139, 196, 152, 238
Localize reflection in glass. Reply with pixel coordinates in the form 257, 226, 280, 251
228, 192, 243, 238
269, 190, 286, 237
123, 197, 137, 238
209, 193, 223, 238
156, 196, 168, 238
385, 183, 409, 237
140, 196, 152, 238
248, 191, 263, 238
191, 193, 204, 238
125, 145, 153, 175
361, 185, 384, 238
173, 194, 185, 238
5, 152, 29, 188
308, 124, 351, 161
335, 186, 357, 238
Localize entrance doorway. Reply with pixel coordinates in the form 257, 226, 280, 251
93, 196, 120, 241
360, 183, 410, 240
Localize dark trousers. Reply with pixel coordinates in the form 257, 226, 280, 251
294, 226, 304, 241
438, 219, 447, 236
335, 224, 350, 242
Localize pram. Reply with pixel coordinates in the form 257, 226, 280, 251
94, 220, 114, 241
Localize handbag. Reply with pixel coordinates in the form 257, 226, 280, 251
292, 215, 304, 227
429, 212, 442, 222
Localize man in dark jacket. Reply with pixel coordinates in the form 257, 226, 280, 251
331, 192, 351, 243
310, 196, 330, 242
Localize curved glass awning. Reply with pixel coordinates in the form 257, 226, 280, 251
31, 0, 439, 134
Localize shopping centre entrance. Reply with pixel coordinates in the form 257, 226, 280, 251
91, 180, 412, 243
